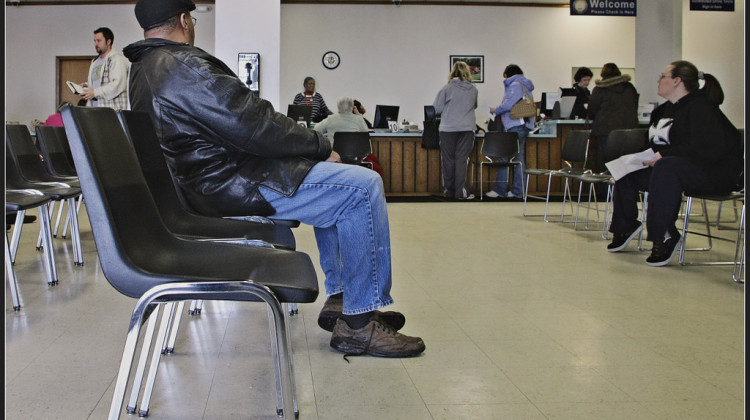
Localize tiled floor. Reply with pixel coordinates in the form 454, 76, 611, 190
5, 200, 745, 419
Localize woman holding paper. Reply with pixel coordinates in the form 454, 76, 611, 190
606, 60, 742, 267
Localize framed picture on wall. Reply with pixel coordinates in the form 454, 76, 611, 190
238, 53, 260, 97
450, 55, 484, 83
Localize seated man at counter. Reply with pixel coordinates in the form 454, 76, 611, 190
124, 0, 424, 358
313, 96, 369, 146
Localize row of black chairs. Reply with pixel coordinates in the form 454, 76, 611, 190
59, 106, 319, 419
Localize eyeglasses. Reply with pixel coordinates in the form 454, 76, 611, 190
190, 16, 197, 26
658, 73, 672, 81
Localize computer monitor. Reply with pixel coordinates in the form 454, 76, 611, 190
372, 105, 400, 129
540, 92, 559, 116
424, 105, 438, 122
286, 105, 312, 127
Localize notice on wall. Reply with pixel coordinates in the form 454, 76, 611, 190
570, 0, 637, 16
689, 0, 734, 11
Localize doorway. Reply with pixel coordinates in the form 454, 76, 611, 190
56, 56, 95, 109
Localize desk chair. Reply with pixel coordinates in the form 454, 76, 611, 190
61, 105, 318, 419
333, 131, 374, 169
478, 131, 522, 200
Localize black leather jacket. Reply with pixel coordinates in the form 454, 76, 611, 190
123, 39, 332, 217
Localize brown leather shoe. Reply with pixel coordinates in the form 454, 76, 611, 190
330, 318, 425, 358
317, 296, 406, 332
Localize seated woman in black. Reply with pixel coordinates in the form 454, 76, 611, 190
606, 60, 742, 267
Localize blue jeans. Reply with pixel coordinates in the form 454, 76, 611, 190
259, 162, 394, 315
492, 125, 528, 197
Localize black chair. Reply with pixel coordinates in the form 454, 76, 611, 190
60, 105, 318, 419
116, 110, 296, 250
6, 191, 56, 310
7, 124, 84, 247
333, 131, 374, 169
35, 125, 84, 238
35, 125, 78, 177
524, 130, 590, 221
5, 142, 84, 268
570, 128, 649, 234
478, 131, 522, 200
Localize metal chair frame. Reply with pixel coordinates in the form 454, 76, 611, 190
478, 131, 523, 200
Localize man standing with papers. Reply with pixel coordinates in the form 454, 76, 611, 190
79, 27, 129, 110
606, 61, 742, 267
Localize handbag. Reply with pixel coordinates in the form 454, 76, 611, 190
508, 84, 537, 120
421, 120, 440, 149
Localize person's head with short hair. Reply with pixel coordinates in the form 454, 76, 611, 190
303, 77, 316, 94
136, 0, 196, 45
337, 97, 354, 114
449, 61, 473, 83
503, 64, 523, 79
93, 27, 114, 56
574, 67, 593, 82
600, 63, 621, 79
353, 99, 366, 115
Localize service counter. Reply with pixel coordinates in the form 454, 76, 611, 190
370, 120, 594, 197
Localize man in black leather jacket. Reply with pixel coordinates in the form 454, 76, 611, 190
123, 0, 424, 358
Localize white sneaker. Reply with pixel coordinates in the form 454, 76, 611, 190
460, 194, 475, 200
506, 192, 517, 198
485, 191, 501, 198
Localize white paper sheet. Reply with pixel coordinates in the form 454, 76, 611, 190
605, 148, 656, 181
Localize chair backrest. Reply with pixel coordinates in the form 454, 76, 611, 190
35, 125, 78, 177
481, 131, 519, 160
603, 128, 649, 163
6, 124, 53, 182
115, 110, 296, 248
560, 130, 590, 166
116, 110, 201, 220
61, 105, 316, 300
333, 131, 372, 161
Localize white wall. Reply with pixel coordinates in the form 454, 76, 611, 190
280, 4, 636, 129
682, 0, 744, 126
4, 3, 744, 128
4, 4, 215, 124
214, 0, 281, 108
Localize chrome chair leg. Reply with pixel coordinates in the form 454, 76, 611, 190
126, 306, 160, 414
6, 232, 22, 310
732, 204, 745, 283
137, 303, 174, 417
164, 301, 185, 353
109, 282, 296, 420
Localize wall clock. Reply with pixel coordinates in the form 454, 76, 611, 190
322, 51, 340, 70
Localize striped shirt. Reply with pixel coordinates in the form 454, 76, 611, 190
292, 92, 332, 123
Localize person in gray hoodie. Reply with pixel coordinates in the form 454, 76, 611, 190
487, 64, 535, 199
433, 61, 479, 200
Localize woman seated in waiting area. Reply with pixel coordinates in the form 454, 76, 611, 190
606, 60, 742, 267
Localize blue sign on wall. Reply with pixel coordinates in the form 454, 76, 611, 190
689, 0, 734, 11
571, 0, 637, 16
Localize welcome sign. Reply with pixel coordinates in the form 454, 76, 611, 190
571, 0, 637, 16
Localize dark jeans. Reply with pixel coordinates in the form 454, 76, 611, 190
609, 156, 714, 242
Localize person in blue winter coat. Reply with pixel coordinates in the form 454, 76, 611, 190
433, 61, 479, 200
486, 64, 535, 199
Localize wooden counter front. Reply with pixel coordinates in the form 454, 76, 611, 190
369, 121, 612, 197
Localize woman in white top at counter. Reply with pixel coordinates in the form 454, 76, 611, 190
432, 61, 479, 201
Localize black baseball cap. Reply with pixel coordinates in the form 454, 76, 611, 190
135, 0, 196, 30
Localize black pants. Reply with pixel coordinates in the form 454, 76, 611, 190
609, 156, 714, 242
